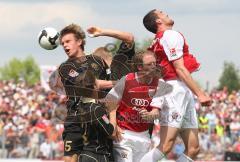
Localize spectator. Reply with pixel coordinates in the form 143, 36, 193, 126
0, 79, 240, 160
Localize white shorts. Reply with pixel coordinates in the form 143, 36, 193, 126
151, 80, 198, 129
113, 129, 151, 162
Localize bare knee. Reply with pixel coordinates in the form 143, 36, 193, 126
64, 154, 78, 162
186, 146, 200, 158
158, 138, 176, 155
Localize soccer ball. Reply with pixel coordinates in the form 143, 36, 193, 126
38, 27, 60, 50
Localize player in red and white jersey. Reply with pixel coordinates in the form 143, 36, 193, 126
105, 50, 172, 162
141, 9, 212, 162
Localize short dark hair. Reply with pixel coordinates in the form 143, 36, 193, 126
60, 23, 86, 50
143, 9, 158, 34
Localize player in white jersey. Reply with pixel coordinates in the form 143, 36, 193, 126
140, 9, 212, 162
104, 51, 172, 162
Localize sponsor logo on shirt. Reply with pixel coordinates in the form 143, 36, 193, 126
131, 98, 149, 106
68, 69, 79, 77
170, 48, 177, 57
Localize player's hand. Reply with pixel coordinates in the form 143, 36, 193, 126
112, 126, 123, 142
139, 108, 160, 121
87, 26, 102, 37
139, 109, 152, 121
198, 94, 212, 106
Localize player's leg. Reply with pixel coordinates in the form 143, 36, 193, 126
112, 131, 133, 162
78, 150, 110, 162
63, 131, 83, 162
140, 126, 179, 162
130, 130, 151, 162
176, 90, 200, 162
158, 126, 179, 154
64, 154, 78, 162
157, 79, 188, 155
177, 129, 199, 162
141, 80, 188, 162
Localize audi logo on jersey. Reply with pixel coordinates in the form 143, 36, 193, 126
131, 98, 149, 107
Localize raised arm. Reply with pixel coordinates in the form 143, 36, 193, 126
87, 26, 134, 44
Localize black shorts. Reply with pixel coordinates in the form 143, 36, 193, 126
62, 131, 83, 156
63, 102, 114, 157
78, 150, 110, 162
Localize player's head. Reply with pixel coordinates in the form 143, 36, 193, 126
133, 50, 155, 71
93, 47, 113, 66
60, 24, 86, 58
133, 50, 162, 78
143, 9, 174, 33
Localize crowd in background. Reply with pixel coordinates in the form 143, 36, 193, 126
0, 80, 65, 159
0, 80, 240, 160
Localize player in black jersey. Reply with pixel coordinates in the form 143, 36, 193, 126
56, 24, 134, 162
87, 27, 135, 162
87, 26, 135, 81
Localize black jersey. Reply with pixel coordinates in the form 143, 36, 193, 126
59, 54, 109, 113
59, 55, 114, 157
110, 42, 135, 80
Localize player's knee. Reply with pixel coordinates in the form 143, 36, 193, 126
64, 154, 78, 162
159, 138, 175, 154
187, 145, 200, 158
63, 157, 71, 162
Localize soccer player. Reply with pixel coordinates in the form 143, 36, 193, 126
140, 9, 212, 162
104, 50, 173, 162
87, 26, 135, 81
52, 24, 135, 162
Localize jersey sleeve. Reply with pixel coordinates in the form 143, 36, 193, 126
96, 114, 114, 136
110, 42, 135, 80
103, 76, 126, 103
116, 41, 135, 60
150, 79, 173, 109
87, 55, 110, 80
49, 69, 59, 89
161, 30, 184, 61
49, 69, 66, 95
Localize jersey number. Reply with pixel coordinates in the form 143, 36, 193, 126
65, 141, 72, 152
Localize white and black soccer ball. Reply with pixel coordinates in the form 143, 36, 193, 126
38, 27, 60, 50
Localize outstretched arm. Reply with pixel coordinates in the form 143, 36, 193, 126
173, 58, 211, 106
87, 26, 134, 44
161, 30, 212, 107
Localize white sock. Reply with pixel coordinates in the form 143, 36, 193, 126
140, 148, 165, 162
176, 154, 194, 162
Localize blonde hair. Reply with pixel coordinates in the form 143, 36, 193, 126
93, 47, 113, 66
132, 50, 155, 71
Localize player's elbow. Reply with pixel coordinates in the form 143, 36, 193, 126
125, 34, 134, 44
175, 66, 185, 74
175, 66, 190, 79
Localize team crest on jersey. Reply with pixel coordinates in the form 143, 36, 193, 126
102, 114, 110, 124
121, 152, 128, 159
68, 69, 79, 77
171, 111, 181, 120
170, 48, 177, 57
